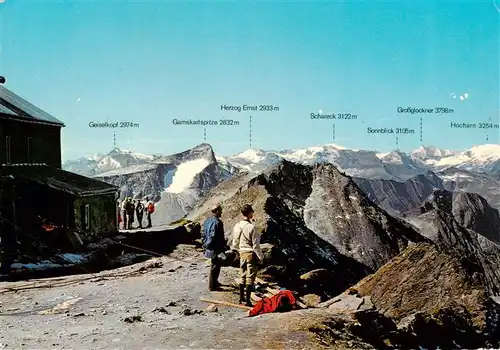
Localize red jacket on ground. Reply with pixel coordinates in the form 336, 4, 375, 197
248, 290, 297, 316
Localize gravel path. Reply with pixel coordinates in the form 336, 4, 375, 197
0, 245, 322, 349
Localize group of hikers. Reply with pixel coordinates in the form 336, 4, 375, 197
201, 203, 263, 307
119, 197, 155, 230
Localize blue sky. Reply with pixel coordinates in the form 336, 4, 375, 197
0, 0, 498, 161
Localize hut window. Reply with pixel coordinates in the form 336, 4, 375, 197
84, 204, 90, 230
5, 136, 11, 164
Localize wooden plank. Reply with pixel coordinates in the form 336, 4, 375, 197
255, 277, 280, 294
113, 241, 164, 257
297, 300, 309, 309
317, 297, 341, 308
255, 277, 308, 309
251, 294, 261, 302
234, 277, 308, 308
199, 298, 251, 310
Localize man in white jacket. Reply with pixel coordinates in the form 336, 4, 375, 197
231, 204, 263, 306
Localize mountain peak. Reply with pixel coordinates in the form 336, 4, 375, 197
183, 143, 216, 162
108, 147, 125, 155
378, 150, 423, 168
411, 145, 455, 159
107, 147, 152, 158
191, 143, 213, 151
234, 148, 271, 159
466, 144, 500, 159
321, 143, 349, 150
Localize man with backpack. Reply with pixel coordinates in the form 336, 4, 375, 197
145, 197, 154, 228
202, 203, 227, 291
231, 204, 263, 307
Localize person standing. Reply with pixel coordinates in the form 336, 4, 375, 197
127, 199, 135, 229
117, 200, 122, 227
231, 204, 263, 307
135, 200, 144, 229
202, 204, 226, 291
120, 197, 128, 230
145, 197, 154, 228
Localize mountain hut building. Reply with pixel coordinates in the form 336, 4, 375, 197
0, 83, 119, 244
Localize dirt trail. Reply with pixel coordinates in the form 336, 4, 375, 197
0, 245, 323, 349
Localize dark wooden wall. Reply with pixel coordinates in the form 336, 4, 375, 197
0, 116, 62, 168
12, 180, 73, 230
10, 180, 117, 244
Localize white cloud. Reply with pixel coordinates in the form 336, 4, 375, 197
451, 92, 469, 100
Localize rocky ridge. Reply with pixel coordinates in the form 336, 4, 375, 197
405, 189, 500, 295
438, 167, 500, 212
189, 160, 428, 297
353, 171, 445, 216
348, 243, 500, 349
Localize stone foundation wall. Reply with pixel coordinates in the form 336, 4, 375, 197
74, 193, 117, 241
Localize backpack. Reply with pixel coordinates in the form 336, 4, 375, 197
147, 202, 155, 213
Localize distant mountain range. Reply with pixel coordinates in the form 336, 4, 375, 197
63, 143, 500, 217
62, 142, 500, 346
216, 144, 500, 213
64, 143, 500, 179
217, 144, 500, 179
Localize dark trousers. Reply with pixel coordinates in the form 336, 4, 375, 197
122, 210, 127, 229
136, 213, 143, 228
127, 212, 134, 229
209, 256, 222, 289
146, 212, 152, 227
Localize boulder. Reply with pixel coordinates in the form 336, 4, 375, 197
302, 294, 322, 308
300, 268, 329, 282
204, 304, 218, 313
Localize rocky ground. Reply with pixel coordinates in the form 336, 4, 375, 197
0, 245, 337, 349
3, 242, 500, 349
